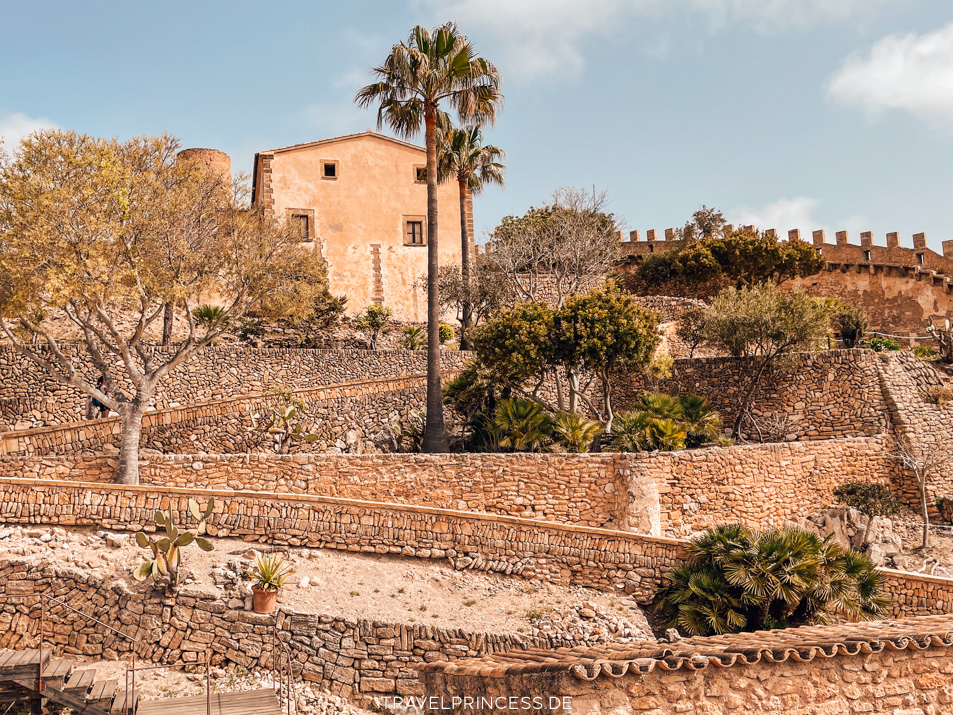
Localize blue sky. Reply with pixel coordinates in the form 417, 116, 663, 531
2, 1, 953, 250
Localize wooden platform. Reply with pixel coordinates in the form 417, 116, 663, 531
138, 689, 282, 715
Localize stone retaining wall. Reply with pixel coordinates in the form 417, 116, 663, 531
612, 349, 891, 441
0, 479, 685, 604
0, 345, 471, 428
0, 436, 900, 537
0, 478, 950, 618
0, 375, 437, 457
0, 560, 560, 702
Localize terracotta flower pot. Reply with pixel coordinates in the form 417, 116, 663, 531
252, 587, 279, 614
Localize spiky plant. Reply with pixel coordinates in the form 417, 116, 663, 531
491, 398, 552, 452
657, 524, 890, 636
401, 325, 426, 350
608, 411, 686, 452
636, 392, 684, 420
191, 304, 227, 328
246, 553, 296, 592
551, 412, 602, 453
133, 498, 215, 591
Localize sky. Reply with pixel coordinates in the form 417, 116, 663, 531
2, 1, 953, 250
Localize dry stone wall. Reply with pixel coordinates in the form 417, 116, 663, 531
0, 477, 950, 618
0, 559, 562, 702
611, 349, 891, 441
0, 345, 471, 428
0, 436, 900, 537
0, 376, 435, 457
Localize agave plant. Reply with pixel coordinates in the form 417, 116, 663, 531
133, 498, 215, 590
246, 553, 296, 592
656, 524, 890, 636
491, 398, 552, 452
551, 412, 602, 453
677, 394, 722, 447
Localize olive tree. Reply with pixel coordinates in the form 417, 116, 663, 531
0, 130, 325, 484
702, 284, 833, 438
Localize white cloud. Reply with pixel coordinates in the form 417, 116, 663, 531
0, 111, 59, 155
827, 22, 953, 123
414, 0, 900, 79
731, 197, 869, 238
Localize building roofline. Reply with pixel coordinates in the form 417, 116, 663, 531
259, 130, 425, 156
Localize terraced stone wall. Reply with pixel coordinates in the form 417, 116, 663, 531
0, 436, 898, 536
0, 559, 561, 702
0, 345, 471, 428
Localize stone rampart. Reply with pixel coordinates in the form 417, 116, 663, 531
0, 345, 471, 428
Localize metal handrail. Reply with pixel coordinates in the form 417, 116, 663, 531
0, 592, 140, 714
124, 656, 212, 715
272, 624, 298, 715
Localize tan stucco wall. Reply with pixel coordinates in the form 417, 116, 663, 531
266, 133, 463, 321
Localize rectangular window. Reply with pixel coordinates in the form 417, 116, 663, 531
415, 166, 426, 183
291, 214, 310, 241
407, 221, 425, 245
918, 253, 925, 265
864, 250, 871, 261
322, 161, 337, 179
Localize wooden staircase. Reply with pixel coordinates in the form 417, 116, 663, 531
0, 648, 282, 715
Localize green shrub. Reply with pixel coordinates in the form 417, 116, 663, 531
608, 411, 686, 452
678, 394, 723, 447
400, 325, 425, 350
355, 304, 393, 349
913, 345, 938, 359
491, 398, 552, 453
867, 337, 901, 352
237, 320, 265, 343
836, 306, 869, 348
192, 304, 227, 328
656, 524, 890, 636
551, 412, 602, 453
608, 392, 720, 451
439, 323, 454, 344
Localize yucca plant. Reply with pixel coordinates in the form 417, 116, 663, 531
247, 553, 296, 592
133, 498, 215, 591
656, 524, 890, 636
551, 412, 602, 453
491, 398, 552, 452
400, 325, 426, 350
677, 394, 722, 447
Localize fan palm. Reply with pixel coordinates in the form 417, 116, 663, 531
551, 412, 601, 453
608, 410, 686, 452
636, 392, 683, 420
658, 524, 890, 636
355, 23, 503, 452
437, 123, 506, 350
677, 393, 722, 447
491, 398, 552, 452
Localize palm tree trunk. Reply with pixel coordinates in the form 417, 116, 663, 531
459, 178, 474, 351
422, 106, 450, 453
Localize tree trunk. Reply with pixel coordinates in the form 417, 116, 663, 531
422, 106, 450, 453
458, 178, 474, 351
162, 302, 174, 346
602, 373, 614, 432
920, 473, 930, 549
731, 356, 771, 438
116, 404, 146, 485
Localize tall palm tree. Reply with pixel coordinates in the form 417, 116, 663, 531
437, 123, 506, 350
355, 23, 503, 452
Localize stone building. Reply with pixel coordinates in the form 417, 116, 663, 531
251, 131, 464, 321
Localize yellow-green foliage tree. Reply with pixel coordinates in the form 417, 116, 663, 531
0, 131, 326, 485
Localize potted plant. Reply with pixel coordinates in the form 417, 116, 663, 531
247, 553, 295, 614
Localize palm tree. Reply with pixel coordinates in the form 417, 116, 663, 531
437, 124, 506, 350
355, 23, 503, 452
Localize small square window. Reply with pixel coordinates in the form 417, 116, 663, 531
322, 162, 338, 180
291, 214, 311, 241
414, 166, 426, 184
404, 217, 426, 246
